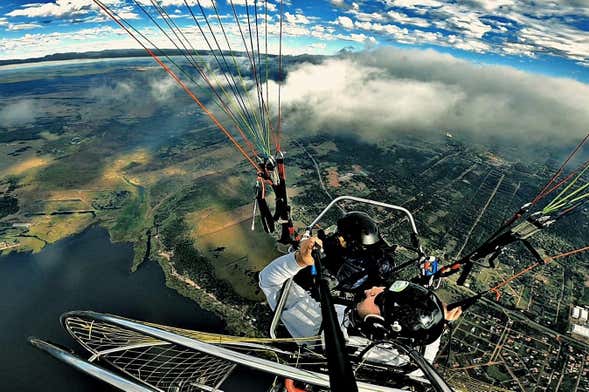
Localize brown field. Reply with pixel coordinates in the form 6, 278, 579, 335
327, 167, 341, 188
2, 156, 52, 178
192, 208, 280, 300
19, 214, 95, 252
188, 204, 254, 237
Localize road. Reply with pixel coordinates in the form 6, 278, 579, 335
456, 173, 505, 258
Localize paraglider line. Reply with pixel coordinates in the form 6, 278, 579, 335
490, 245, 589, 295
275, 0, 284, 152
94, 0, 258, 170
532, 133, 589, 205
209, 0, 268, 146
138, 0, 260, 160
190, 0, 261, 147
229, 0, 270, 155
245, 0, 270, 153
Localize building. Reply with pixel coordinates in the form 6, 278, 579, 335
571, 306, 588, 322
571, 324, 589, 339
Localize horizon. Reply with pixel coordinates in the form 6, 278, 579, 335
1, 1, 588, 83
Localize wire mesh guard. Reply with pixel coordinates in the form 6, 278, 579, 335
61, 313, 508, 392
64, 316, 237, 392
62, 313, 422, 391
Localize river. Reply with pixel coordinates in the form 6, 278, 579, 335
0, 226, 270, 391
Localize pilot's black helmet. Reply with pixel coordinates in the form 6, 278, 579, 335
337, 211, 380, 249
356, 281, 445, 345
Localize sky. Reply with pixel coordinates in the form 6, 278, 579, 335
0, 0, 588, 82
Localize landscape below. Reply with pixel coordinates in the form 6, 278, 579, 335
1, 57, 588, 391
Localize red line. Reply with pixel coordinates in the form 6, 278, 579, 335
490, 245, 589, 293
537, 157, 589, 202
532, 133, 589, 205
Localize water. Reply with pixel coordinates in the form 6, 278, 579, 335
0, 226, 233, 391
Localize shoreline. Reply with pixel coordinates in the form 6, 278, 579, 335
4, 221, 267, 336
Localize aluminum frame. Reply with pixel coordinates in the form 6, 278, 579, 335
270, 196, 422, 339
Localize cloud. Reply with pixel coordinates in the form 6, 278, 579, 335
0, 26, 129, 60
284, 12, 310, 25
228, 0, 258, 7
82, 73, 189, 122
471, 0, 516, 11
357, 1, 589, 65
386, 10, 430, 28
4, 0, 141, 23
157, 0, 215, 7
6, 0, 100, 18
337, 16, 354, 29
276, 47, 589, 147
518, 24, 589, 65
383, 0, 443, 8
0, 100, 41, 127
443, 10, 492, 38
4, 0, 587, 67
7, 23, 42, 31
149, 76, 179, 103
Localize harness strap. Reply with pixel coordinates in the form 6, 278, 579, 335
256, 177, 275, 233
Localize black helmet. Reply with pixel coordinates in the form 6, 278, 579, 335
357, 281, 445, 345
337, 211, 380, 248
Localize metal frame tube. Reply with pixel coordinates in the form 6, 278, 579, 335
269, 278, 293, 339
28, 337, 159, 392
271, 196, 422, 339
306, 195, 419, 236
64, 311, 404, 392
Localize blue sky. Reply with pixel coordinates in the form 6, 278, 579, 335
1, 0, 588, 82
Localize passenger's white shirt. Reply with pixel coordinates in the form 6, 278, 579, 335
259, 253, 441, 366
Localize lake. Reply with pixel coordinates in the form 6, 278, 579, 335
0, 226, 270, 391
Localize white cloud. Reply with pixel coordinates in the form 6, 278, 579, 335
165, 0, 215, 6
0, 100, 42, 127
444, 11, 492, 39
276, 47, 589, 147
348, 11, 385, 23
384, 0, 443, 8
0, 26, 129, 60
4, 0, 212, 20
228, 0, 256, 7
374, 0, 589, 64
284, 11, 310, 25
337, 16, 354, 29
6, 0, 105, 18
449, 35, 490, 53
518, 24, 589, 64
134, 0, 214, 6
7, 23, 42, 31
501, 42, 537, 57
386, 10, 430, 28
471, 0, 516, 11
148, 76, 178, 102
4, 0, 588, 66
